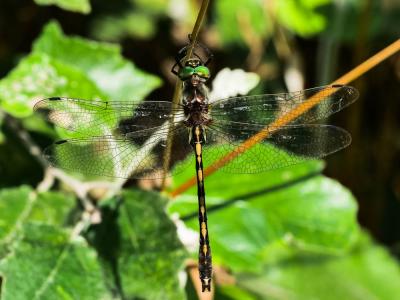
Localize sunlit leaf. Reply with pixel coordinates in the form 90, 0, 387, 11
276, 0, 331, 37
33, 21, 161, 101
134, 0, 169, 13
0, 53, 105, 118
0, 21, 161, 118
34, 0, 91, 14
0, 114, 5, 143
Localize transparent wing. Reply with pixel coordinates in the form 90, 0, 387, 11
34, 97, 185, 137
43, 124, 193, 179
209, 85, 358, 125
201, 122, 351, 173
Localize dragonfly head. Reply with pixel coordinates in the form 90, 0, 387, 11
179, 59, 211, 86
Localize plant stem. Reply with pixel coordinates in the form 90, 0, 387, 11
161, 0, 210, 190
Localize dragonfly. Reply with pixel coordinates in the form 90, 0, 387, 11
34, 41, 359, 292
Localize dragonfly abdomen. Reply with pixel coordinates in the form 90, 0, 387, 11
191, 125, 212, 292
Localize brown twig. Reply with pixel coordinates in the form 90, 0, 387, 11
170, 39, 400, 197
161, 0, 210, 190
4, 114, 102, 216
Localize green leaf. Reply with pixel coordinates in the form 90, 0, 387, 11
169, 145, 360, 273
134, 0, 169, 13
90, 0, 171, 42
0, 186, 33, 245
0, 52, 105, 117
0, 113, 5, 143
118, 190, 187, 299
215, 0, 331, 45
0, 186, 76, 257
33, 21, 161, 100
28, 191, 76, 226
276, 0, 331, 37
91, 13, 157, 41
215, 0, 271, 45
0, 21, 161, 118
34, 0, 91, 14
0, 223, 110, 300
238, 233, 400, 300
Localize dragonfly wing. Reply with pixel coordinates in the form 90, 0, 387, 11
209, 85, 358, 126
34, 97, 184, 137
202, 123, 351, 173
43, 124, 193, 180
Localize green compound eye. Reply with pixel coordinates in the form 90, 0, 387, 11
179, 66, 195, 79
194, 66, 210, 79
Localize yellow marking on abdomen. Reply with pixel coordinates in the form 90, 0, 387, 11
196, 143, 202, 155
201, 222, 207, 237
198, 169, 203, 181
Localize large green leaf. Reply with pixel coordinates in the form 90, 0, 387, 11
0, 21, 161, 118
0, 186, 33, 248
0, 223, 110, 300
0, 186, 75, 257
237, 233, 400, 300
28, 191, 76, 226
0, 186, 109, 299
33, 22, 161, 101
0, 52, 105, 118
34, 0, 91, 14
90, 190, 187, 300
169, 144, 360, 273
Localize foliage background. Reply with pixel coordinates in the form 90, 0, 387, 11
0, 0, 399, 299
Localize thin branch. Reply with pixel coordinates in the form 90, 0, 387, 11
170, 39, 400, 197
161, 0, 210, 190
36, 168, 55, 193
5, 115, 48, 168
4, 115, 103, 216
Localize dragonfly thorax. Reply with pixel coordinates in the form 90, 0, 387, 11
183, 100, 211, 127
181, 66, 211, 127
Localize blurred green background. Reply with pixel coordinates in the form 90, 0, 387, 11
0, 0, 399, 299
